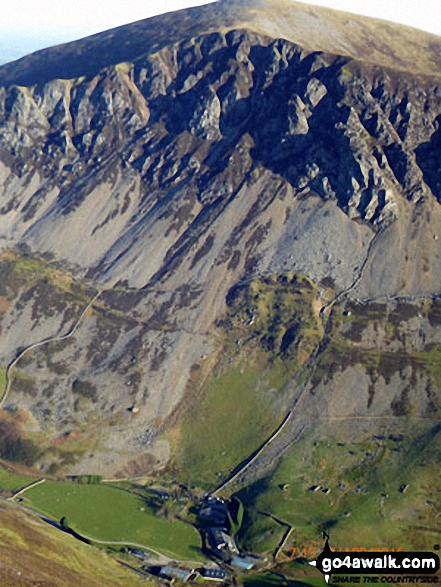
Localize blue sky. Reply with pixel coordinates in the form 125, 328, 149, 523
0, 0, 439, 65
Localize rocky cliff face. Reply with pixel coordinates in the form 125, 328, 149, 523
0, 0, 440, 480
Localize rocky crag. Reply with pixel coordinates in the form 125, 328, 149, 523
0, 0, 439, 488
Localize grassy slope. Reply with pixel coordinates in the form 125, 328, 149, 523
0, 250, 93, 303
23, 480, 203, 560
246, 0, 441, 75
238, 421, 441, 555
0, 502, 149, 587
172, 274, 323, 488
0, 465, 38, 494
176, 364, 285, 488
236, 297, 441, 554
172, 276, 441, 555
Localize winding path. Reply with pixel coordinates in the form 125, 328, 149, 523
67, 535, 172, 564
0, 290, 102, 409
70, 534, 204, 566
9, 478, 46, 500
214, 225, 388, 495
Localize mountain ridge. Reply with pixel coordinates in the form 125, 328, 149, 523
0, 0, 440, 89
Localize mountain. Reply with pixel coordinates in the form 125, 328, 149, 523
0, 0, 440, 553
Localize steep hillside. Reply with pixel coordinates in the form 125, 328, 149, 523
0, 0, 439, 539
0, 501, 149, 587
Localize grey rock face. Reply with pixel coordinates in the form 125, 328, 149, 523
0, 32, 439, 292
0, 9, 439, 474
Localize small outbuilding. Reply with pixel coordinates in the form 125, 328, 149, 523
158, 566, 194, 582
229, 555, 255, 571
207, 528, 237, 553
199, 567, 228, 581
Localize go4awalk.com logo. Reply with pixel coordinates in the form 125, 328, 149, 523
309, 534, 440, 585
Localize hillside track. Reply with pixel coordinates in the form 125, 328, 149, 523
0, 290, 102, 409
214, 224, 395, 495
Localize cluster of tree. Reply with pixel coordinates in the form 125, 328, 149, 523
0, 421, 40, 466
74, 475, 102, 484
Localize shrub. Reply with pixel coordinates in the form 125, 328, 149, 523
71, 379, 98, 401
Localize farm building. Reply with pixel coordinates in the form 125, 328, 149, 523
158, 566, 195, 582
207, 528, 238, 553
199, 496, 229, 527
229, 555, 255, 571
199, 567, 228, 581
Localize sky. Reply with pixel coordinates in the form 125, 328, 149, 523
0, 0, 439, 65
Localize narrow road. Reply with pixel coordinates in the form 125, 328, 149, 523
9, 478, 46, 499
0, 290, 102, 409
72, 534, 203, 567
69, 535, 172, 564
4, 494, 198, 566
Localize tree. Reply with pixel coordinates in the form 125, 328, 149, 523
227, 496, 245, 536
60, 516, 70, 530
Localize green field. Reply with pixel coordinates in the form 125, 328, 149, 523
244, 572, 291, 587
0, 502, 150, 587
0, 464, 38, 493
23, 481, 204, 560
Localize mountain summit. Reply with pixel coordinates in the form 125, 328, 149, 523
0, 0, 440, 87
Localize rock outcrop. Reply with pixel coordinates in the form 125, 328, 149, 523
0, 0, 439, 476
